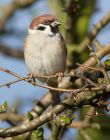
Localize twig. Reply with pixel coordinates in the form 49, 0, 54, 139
0, 67, 107, 93
68, 121, 90, 128
61, 43, 110, 89
0, 72, 96, 88
88, 42, 110, 85
0, 77, 29, 87
77, 64, 110, 87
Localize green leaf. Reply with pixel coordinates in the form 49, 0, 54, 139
0, 101, 8, 113
31, 128, 44, 140
104, 59, 110, 70
27, 111, 33, 121
59, 114, 75, 126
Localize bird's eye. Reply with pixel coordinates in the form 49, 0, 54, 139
37, 26, 45, 30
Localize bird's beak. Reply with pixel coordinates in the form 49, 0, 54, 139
51, 21, 61, 27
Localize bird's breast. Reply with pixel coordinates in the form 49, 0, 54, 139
24, 34, 66, 78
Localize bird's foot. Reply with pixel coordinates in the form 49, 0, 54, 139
56, 72, 64, 83
28, 73, 36, 85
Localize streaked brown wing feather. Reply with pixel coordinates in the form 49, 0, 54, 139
60, 35, 67, 56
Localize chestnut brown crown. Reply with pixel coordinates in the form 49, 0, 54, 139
29, 14, 57, 30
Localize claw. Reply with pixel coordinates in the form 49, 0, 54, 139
56, 72, 64, 83
28, 73, 36, 85
70, 91, 77, 100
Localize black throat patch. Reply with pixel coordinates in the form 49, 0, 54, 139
50, 25, 59, 34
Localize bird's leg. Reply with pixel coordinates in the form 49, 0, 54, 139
56, 72, 64, 83
28, 73, 36, 84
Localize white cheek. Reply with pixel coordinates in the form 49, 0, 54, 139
44, 26, 54, 36
28, 28, 37, 35
28, 26, 54, 36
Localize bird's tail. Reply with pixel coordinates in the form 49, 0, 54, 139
48, 80, 60, 106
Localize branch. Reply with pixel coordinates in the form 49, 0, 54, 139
30, 42, 110, 120
30, 92, 52, 117
0, 83, 110, 137
0, 113, 25, 122
0, 67, 107, 93
49, 125, 62, 140
0, 0, 37, 32
59, 43, 110, 89
0, 45, 24, 59
79, 11, 110, 52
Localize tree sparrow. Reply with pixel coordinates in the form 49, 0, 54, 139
24, 14, 67, 105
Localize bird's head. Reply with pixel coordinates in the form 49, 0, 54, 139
28, 14, 61, 36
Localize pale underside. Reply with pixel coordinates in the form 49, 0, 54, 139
24, 30, 66, 82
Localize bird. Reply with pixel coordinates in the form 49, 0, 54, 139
24, 14, 67, 106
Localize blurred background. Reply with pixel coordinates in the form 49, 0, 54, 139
0, 0, 110, 139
